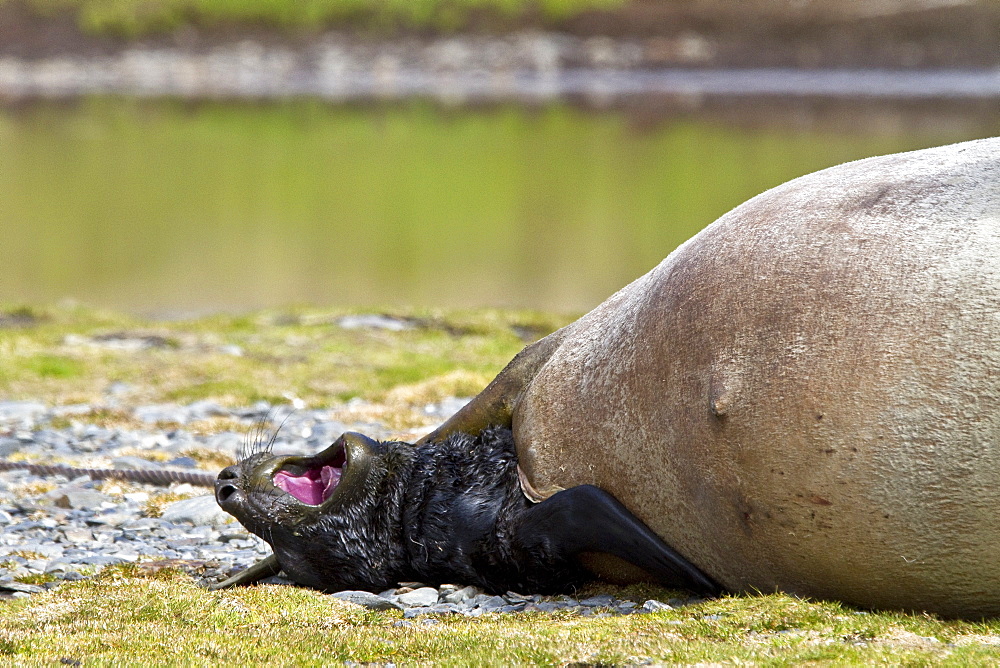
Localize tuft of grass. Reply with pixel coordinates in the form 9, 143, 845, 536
52, 408, 145, 431
95, 479, 141, 497
9, 481, 57, 497
13, 573, 58, 586
141, 491, 196, 517
23, 354, 82, 380
114, 448, 172, 463
385, 369, 492, 406
179, 447, 236, 471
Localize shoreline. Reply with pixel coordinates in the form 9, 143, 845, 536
2, 34, 999, 102
2, 2, 998, 103
4, 1, 999, 70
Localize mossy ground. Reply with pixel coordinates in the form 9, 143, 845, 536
2, 303, 1000, 664
2, 566, 1000, 665
0, 302, 571, 435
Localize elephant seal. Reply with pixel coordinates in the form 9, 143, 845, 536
421, 137, 1000, 617
218, 138, 999, 617
213, 426, 718, 594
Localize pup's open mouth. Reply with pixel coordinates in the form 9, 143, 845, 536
273, 446, 346, 506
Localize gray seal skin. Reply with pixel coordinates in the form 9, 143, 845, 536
421, 137, 1000, 618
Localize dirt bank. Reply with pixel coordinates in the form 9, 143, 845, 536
1, 0, 998, 69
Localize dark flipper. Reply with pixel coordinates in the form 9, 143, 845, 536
416, 330, 566, 445
207, 554, 281, 590
517, 485, 720, 596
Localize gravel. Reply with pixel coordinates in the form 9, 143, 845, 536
0, 400, 702, 615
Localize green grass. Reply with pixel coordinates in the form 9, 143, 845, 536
2, 566, 1000, 665
12, 0, 625, 36
22, 354, 83, 379
0, 302, 571, 430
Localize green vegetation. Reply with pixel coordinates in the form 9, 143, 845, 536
22, 354, 83, 380
11, 0, 624, 36
1, 566, 1000, 664
0, 302, 570, 430
12, 573, 59, 586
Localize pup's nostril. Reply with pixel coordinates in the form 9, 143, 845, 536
217, 466, 239, 481
216, 484, 238, 503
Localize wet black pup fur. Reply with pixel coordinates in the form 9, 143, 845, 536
215, 426, 718, 595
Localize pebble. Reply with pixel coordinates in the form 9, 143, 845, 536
395, 587, 440, 608
0, 581, 44, 594
331, 590, 404, 611
442, 585, 478, 604
159, 496, 234, 526
0, 401, 47, 423
580, 594, 615, 607
0, 400, 700, 617
50, 488, 111, 510
642, 600, 673, 613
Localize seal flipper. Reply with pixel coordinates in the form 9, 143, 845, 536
207, 554, 281, 590
516, 485, 720, 596
416, 330, 566, 445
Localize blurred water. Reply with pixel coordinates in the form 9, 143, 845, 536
0, 96, 995, 315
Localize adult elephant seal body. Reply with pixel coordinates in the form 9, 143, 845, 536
217, 139, 999, 617
423, 137, 1000, 618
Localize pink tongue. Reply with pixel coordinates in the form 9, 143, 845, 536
274, 466, 342, 505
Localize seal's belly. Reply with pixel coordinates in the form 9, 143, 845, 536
514, 139, 1000, 617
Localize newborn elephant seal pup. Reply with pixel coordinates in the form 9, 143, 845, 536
213, 426, 718, 595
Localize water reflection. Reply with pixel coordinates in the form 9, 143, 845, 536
0, 97, 995, 315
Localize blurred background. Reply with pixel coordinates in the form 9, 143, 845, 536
1, 0, 998, 316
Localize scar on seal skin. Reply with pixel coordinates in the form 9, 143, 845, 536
212, 426, 718, 595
